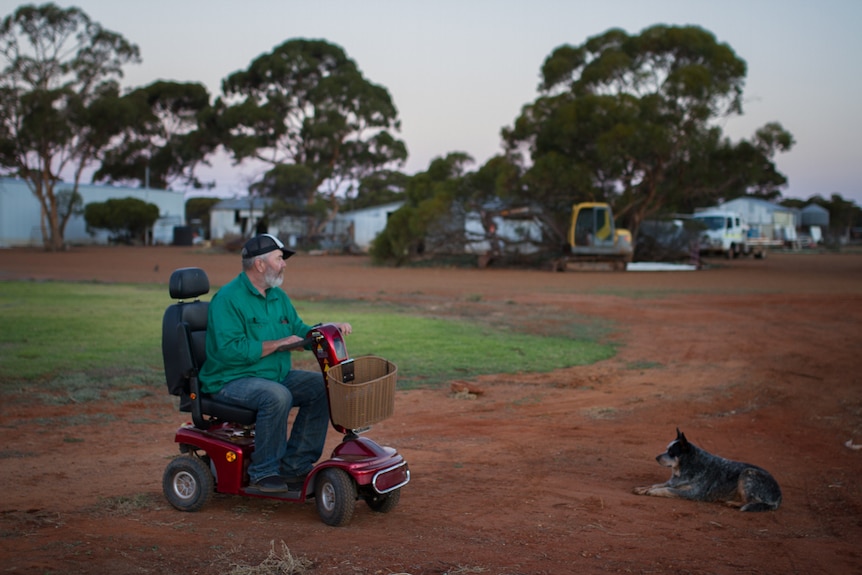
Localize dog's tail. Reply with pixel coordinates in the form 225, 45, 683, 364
740, 501, 780, 512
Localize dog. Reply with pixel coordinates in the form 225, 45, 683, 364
632, 429, 781, 512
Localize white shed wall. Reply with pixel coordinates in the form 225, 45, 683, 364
337, 202, 404, 251
0, 178, 186, 247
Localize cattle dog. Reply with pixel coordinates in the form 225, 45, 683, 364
632, 429, 781, 511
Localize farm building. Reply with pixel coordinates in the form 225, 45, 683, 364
716, 197, 799, 242
330, 201, 404, 252
0, 177, 185, 248
209, 196, 304, 248
798, 203, 830, 244
324, 201, 543, 256
800, 203, 829, 228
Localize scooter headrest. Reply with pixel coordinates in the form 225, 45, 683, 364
169, 267, 210, 300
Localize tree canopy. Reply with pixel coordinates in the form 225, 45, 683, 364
345, 169, 410, 211
83, 196, 159, 244
370, 153, 472, 265
93, 80, 218, 190
0, 3, 140, 250
185, 196, 222, 239
504, 25, 794, 243
216, 38, 408, 241
3, 6, 850, 261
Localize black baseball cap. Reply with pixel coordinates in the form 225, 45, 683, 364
241, 233, 295, 260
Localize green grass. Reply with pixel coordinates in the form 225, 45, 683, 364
0, 281, 166, 379
0, 280, 618, 398
294, 305, 615, 388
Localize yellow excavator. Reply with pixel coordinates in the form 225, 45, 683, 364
555, 202, 633, 271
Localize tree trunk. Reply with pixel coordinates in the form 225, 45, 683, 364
48, 191, 63, 251
30, 177, 66, 252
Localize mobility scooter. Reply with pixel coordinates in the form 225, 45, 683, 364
160, 267, 409, 526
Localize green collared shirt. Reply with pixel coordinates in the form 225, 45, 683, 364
198, 272, 312, 394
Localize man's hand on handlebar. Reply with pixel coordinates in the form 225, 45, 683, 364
276, 334, 309, 352
270, 323, 351, 356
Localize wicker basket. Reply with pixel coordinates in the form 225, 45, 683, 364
326, 356, 397, 429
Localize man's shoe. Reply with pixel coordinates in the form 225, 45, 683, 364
250, 475, 290, 493
282, 472, 309, 483
282, 472, 309, 490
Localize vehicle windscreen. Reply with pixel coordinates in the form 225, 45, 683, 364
694, 216, 725, 231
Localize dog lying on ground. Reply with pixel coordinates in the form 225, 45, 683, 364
632, 429, 781, 512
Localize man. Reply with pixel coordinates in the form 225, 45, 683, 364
198, 233, 352, 493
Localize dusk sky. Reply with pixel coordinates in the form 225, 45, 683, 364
5, 1, 860, 204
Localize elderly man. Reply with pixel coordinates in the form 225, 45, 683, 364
198, 234, 352, 493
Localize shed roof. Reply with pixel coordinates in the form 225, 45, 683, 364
801, 203, 829, 214
721, 196, 795, 213
212, 196, 274, 210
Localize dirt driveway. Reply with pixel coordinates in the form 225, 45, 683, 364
1, 247, 861, 574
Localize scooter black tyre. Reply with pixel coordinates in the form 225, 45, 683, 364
163, 455, 213, 512
315, 467, 357, 526
365, 488, 400, 513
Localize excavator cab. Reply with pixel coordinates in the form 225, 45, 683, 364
560, 202, 633, 271
571, 203, 615, 247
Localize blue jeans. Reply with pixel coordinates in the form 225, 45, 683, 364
214, 369, 329, 482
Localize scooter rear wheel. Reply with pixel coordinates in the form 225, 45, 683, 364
315, 467, 357, 526
163, 455, 213, 512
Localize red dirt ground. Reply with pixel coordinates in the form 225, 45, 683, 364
1, 246, 861, 575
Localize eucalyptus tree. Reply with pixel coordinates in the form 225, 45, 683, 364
801, 194, 862, 240
504, 25, 793, 242
370, 153, 472, 265
216, 39, 407, 240
345, 169, 410, 211
457, 154, 526, 262
369, 153, 530, 266
0, 3, 140, 250
94, 80, 217, 191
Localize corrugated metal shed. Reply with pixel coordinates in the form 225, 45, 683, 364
718, 197, 799, 241
335, 201, 404, 251
0, 177, 185, 247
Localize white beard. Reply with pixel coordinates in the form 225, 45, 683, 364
264, 267, 283, 288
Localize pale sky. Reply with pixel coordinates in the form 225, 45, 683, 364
4, 0, 860, 204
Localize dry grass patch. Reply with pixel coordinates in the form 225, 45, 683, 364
226, 540, 312, 575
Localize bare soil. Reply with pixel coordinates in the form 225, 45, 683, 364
1, 246, 861, 575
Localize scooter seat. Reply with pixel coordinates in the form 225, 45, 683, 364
179, 393, 257, 426
164, 267, 258, 430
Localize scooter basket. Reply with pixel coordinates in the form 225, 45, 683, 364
327, 356, 397, 429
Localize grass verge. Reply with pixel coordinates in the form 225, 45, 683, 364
0, 280, 618, 397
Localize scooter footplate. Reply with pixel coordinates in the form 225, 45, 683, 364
242, 486, 304, 501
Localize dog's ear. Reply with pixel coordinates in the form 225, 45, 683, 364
677, 429, 689, 446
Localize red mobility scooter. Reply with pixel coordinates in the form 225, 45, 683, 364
160, 267, 409, 526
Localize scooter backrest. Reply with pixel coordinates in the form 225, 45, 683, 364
163, 268, 210, 397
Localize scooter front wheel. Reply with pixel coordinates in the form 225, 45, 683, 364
315, 467, 357, 526
365, 488, 401, 513
163, 455, 213, 512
